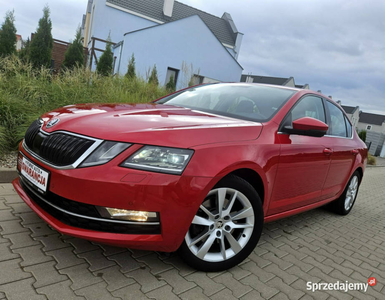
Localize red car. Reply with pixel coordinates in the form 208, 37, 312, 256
13, 83, 367, 271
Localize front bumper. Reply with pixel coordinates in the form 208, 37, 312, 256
14, 146, 214, 252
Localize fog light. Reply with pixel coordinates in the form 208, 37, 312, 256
97, 207, 158, 222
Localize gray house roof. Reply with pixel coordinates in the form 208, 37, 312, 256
240, 74, 291, 85
359, 112, 385, 126
341, 105, 359, 115
107, 0, 237, 46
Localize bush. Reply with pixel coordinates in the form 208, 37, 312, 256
62, 27, 84, 71
166, 75, 176, 92
367, 153, 376, 165
125, 53, 136, 80
358, 130, 366, 142
0, 10, 17, 57
0, 56, 168, 157
148, 65, 159, 85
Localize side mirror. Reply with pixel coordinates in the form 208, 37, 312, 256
282, 117, 328, 137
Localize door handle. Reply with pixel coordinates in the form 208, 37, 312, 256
323, 148, 333, 155
351, 149, 359, 155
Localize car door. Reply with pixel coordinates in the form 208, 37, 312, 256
320, 100, 357, 200
268, 95, 331, 215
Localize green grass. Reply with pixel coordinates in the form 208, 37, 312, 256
0, 55, 168, 157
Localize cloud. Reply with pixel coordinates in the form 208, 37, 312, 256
2, 0, 384, 114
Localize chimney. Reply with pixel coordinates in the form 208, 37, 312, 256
163, 0, 175, 17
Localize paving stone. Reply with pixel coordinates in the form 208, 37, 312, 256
97, 244, 127, 256
18, 212, 42, 225
0, 210, 18, 222
112, 283, 150, 300
2, 195, 24, 204
34, 234, 70, 252
240, 261, 275, 283
0, 200, 9, 210
209, 288, 238, 300
77, 249, 116, 271
4, 232, 39, 249
239, 290, 264, 300
46, 247, 85, 269
162, 255, 196, 277
240, 274, 279, 299
13, 245, 53, 267
108, 252, 141, 273
23, 223, 55, 238
290, 278, 328, 300
146, 285, 181, 300
0, 242, 19, 262
75, 282, 120, 300
213, 272, 252, 298
59, 263, 104, 290
94, 265, 135, 292
6, 203, 32, 214
0, 258, 31, 285
179, 287, 210, 300
37, 280, 85, 300
185, 272, 225, 297
156, 269, 196, 295
269, 292, 290, 300
125, 268, 166, 293
129, 248, 153, 258
24, 261, 68, 288
263, 263, 298, 285
136, 253, 173, 275
0, 277, 47, 300
65, 238, 100, 254
228, 265, 251, 280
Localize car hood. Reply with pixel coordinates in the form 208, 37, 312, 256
40, 103, 262, 148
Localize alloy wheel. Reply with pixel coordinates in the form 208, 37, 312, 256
185, 188, 255, 262
344, 175, 358, 211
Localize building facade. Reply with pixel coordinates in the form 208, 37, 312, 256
81, 0, 244, 88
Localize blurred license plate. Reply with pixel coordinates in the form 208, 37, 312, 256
20, 156, 49, 193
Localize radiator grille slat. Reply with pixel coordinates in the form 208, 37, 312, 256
24, 120, 94, 167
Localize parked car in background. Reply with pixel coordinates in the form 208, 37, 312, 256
13, 83, 367, 271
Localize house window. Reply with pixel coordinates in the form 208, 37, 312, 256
366, 125, 372, 130
165, 67, 179, 86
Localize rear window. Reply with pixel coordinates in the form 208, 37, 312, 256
156, 84, 296, 122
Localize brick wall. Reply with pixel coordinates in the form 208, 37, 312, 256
52, 39, 88, 74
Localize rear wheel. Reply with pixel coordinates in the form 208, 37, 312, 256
179, 175, 263, 272
330, 171, 361, 215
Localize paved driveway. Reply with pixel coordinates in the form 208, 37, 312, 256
0, 166, 384, 300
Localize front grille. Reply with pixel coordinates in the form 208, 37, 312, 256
25, 119, 42, 147
24, 120, 94, 166
20, 177, 161, 235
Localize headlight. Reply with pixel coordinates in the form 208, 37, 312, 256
80, 141, 131, 167
121, 146, 194, 175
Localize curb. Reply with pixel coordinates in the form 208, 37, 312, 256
0, 168, 18, 183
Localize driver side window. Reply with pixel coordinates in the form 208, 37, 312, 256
282, 96, 326, 128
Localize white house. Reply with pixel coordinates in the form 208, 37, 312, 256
240, 74, 309, 89
81, 0, 244, 89
341, 105, 360, 129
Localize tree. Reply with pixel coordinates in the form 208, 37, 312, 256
358, 130, 366, 142
61, 27, 84, 70
96, 37, 113, 76
0, 10, 17, 57
165, 75, 176, 92
148, 64, 159, 85
18, 37, 30, 62
125, 53, 136, 80
29, 6, 53, 69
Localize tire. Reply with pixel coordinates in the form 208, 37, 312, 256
330, 171, 361, 215
179, 175, 264, 272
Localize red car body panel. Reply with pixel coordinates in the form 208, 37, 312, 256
13, 85, 367, 252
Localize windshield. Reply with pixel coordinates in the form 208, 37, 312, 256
156, 84, 296, 122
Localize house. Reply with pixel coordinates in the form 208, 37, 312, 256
357, 112, 385, 134
341, 105, 360, 128
16, 34, 23, 51
240, 74, 309, 89
81, 0, 244, 88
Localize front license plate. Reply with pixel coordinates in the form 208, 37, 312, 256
20, 156, 50, 193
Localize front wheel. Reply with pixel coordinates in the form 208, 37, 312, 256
179, 175, 264, 272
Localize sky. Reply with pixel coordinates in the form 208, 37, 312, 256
1, 0, 384, 115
